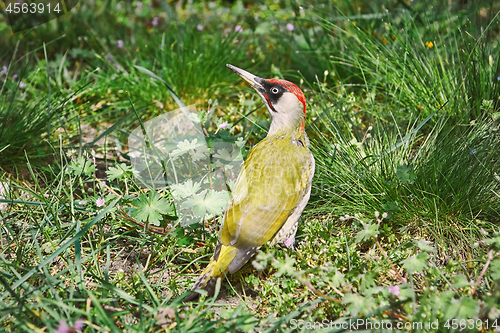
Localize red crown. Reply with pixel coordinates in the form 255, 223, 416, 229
266, 79, 306, 114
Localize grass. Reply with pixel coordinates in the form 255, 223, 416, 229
1, 0, 500, 331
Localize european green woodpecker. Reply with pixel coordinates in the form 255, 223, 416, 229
184, 64, 315, 301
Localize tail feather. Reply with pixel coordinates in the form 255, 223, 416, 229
183, 244, 237, 302
183, 243, 263, 301
183, 276, 220, 302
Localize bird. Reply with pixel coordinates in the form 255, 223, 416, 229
184, 64, 315, 301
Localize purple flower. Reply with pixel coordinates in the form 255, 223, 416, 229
116, 3, 121, 9
152, 17, 159, 26
285, 237, 293, 249
388, 285, 400, 296
470, 149, 477, 154
497, 77, 500, 81
0, 66, 7, 76
235, 25, 242, 32
117, 40, 124, 49
12, 74, 18, 80
18, 81, 26, 88
96, 198, 105, 207
55, 318, 84, 333
74, 318, 84, 330
286, 23, 294, 31
218, 122, 228, 130
136, 1, 143, 8
148, 2, 152, 8
197, 24, 204, 31
54, 321, 69, 333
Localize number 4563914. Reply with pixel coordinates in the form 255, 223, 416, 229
444, 319, 498, 330
6, 2, 61, 14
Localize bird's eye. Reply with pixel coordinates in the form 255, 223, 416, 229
271, 87, 279, 94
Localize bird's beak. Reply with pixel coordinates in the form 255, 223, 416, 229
227, 64, 264, 91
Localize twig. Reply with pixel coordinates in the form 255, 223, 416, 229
303, 279, 342, 303
116, 210, 170, 235
383, 310, 408, 321
374, 237, 407, 283
471, 249, 494, 296
330, 284, 345, 297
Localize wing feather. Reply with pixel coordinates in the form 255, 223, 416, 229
219, 136, 313, 249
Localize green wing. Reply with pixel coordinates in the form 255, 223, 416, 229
219, 136, 313, 249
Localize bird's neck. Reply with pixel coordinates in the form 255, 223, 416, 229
266, 121, 305, 141
267, 116, 305, 138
